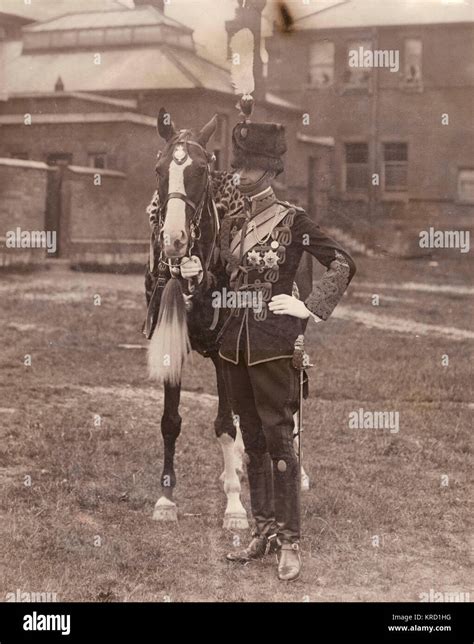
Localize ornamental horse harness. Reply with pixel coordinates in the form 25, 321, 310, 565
145, 133, 221, 336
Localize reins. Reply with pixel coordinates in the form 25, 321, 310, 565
154, 135, 220, 298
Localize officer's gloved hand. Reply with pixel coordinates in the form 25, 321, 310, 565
180, 255, 204, 284
269, 294, 312, 319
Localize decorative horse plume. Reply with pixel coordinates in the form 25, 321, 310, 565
148, 277, 191, 387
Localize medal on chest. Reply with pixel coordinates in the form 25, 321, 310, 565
247, 247, 281, 270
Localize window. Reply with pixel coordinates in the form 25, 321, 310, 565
104, 28, 132, 45
383, 143, 408, 191
23, 32, 51, 50
77, 29, 105, 47
88, 153, 107, 170
133, 26, 162, 43
458, 169, 474, 203
345, 143, 369, 192
47, 153, 72, 167
309, 41, 334, 87
50, 30, 77, 49
345, 40, 372, 88
404, 39, 422, 86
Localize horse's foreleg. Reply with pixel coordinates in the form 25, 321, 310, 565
153, 382, 181, 521
212, 354, 249, 530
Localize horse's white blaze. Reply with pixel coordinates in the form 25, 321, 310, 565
162, 157, 193, 240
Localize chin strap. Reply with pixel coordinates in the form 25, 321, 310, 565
237, 170, 274, 196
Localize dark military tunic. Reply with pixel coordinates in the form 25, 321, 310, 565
218, 187, 356, 365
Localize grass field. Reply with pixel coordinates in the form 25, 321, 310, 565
1, 255, 472, 602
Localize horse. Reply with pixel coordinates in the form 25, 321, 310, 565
144, 108, 249, 530
144, 109, 312, 529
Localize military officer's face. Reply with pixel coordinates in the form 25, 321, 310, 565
235, 167, 274, 190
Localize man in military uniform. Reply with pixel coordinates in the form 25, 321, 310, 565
216, 118, 357, 581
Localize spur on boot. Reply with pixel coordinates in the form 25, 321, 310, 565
226, 533, 279, 563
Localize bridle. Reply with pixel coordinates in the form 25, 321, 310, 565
154, 133, 220, 290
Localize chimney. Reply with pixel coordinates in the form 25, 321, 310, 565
55, 76, 65, 92
134, 0, 165, 12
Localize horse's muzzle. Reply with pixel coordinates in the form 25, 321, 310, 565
162, 230, 188, 258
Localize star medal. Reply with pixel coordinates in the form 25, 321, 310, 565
262, 249, 280, 269
247, 249, 262, 267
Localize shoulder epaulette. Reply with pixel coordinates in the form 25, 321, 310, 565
277, 200, 306, 215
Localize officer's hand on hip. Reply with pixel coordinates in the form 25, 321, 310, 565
180, 255, 203, 283
269, 294, 311, 319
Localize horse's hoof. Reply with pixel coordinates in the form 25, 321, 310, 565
301, 472, 310, 492
152, 497, 178, 522
223, 513, 249, 531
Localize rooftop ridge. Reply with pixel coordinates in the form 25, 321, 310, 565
23, 4, 192, 34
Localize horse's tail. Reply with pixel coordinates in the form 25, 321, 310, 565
148, 278, 191, 386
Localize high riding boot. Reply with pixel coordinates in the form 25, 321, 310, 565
272, 456, 301, 581
226, 451, 278, 562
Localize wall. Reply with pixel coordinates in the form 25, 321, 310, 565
63, 166, 149, 266
325, 196, 474, 257
0, 159, 54, 266
0, 159, 150, 268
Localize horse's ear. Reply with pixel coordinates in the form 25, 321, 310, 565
197, 114, 218, 147
157, 107, 177, 141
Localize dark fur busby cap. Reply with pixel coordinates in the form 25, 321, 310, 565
231, 121, 287, 175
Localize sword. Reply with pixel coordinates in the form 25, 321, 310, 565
292, 334, 313, 468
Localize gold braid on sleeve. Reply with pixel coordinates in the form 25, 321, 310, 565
305, 251, 351, 321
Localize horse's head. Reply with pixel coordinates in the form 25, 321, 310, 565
155, 108, 217, 259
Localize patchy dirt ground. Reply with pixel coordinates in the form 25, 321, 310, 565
0, 256, 472, 602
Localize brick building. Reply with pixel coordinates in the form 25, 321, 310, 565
266, 0, 474, 252
0, 1, 316, 265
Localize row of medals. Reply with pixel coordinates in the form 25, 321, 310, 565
246, 227, 287, 321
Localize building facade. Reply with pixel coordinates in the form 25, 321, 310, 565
266, 0, 474, 252
0, 1, 315, 266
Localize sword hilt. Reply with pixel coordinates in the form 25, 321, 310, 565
292, 334, 313, 371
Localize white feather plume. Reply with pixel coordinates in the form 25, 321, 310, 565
230, 28, 255, 97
